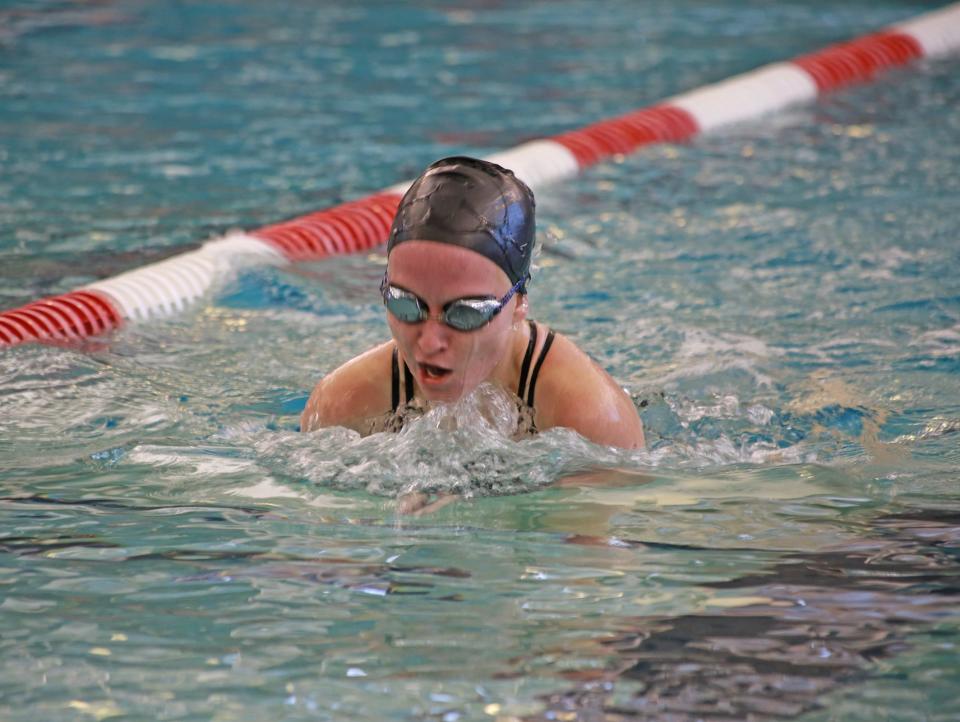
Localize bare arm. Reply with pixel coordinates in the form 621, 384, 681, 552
300, 342, 394, 433
533, 333, 645, 449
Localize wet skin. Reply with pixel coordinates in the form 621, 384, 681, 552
384, 241, 528, 404
301, 240, 646, 514
302, 239, 644, 449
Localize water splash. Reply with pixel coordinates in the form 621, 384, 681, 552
253, 383, 634, 498
249, 382, 848, 500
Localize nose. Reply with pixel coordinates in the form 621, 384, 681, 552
416, 317, 449, 356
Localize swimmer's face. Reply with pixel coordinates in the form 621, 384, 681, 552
385, 241, 527, 403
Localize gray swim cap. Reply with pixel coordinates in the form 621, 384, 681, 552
387, 156, 535, 291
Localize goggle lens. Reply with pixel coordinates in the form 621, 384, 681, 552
380, 273, 525, 332
383, 290, 425, 324
443, 303, 492, 331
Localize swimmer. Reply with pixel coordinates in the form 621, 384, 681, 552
301, 156, 644, 450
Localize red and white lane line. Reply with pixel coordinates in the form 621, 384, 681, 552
82, 233, 285, 323
3, 2, 959, 347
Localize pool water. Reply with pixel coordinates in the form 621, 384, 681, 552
2, 1, 960, 720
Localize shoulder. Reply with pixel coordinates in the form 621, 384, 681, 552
531, 327, 645, 449
301, 342, 394, 433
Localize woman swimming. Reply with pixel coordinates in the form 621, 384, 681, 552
301, 156, 644, 450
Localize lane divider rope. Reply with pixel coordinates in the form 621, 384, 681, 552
3, 2, 959, 347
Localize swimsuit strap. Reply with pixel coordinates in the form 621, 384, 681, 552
526, 327, 556, 408
403, 358, 414, 403
517, 319, 538, 399
391, 346, 400, 411
391, 345, 416, 410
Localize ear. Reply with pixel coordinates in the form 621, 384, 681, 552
512, 293, 529, 325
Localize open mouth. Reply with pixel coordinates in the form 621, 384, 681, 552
419, 362, 452, 380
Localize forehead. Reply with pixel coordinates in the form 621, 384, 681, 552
387, 241, 511, 296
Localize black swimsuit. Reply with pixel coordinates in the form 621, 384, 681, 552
514, 319, 556, 413
378, 320, 555, 436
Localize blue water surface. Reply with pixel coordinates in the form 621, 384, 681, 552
2, 1, 959, 721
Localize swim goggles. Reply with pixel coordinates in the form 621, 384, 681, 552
380, 272, 525, 332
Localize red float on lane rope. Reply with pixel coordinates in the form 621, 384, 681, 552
2, 3, 958, 348
792, 31, 924, 92
253, 192, 402, 262
0, 290, 123, 346
551, 105, 700, 169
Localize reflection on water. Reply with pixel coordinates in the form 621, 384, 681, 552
529, 509, 960, 721
2, 475, 959, 719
